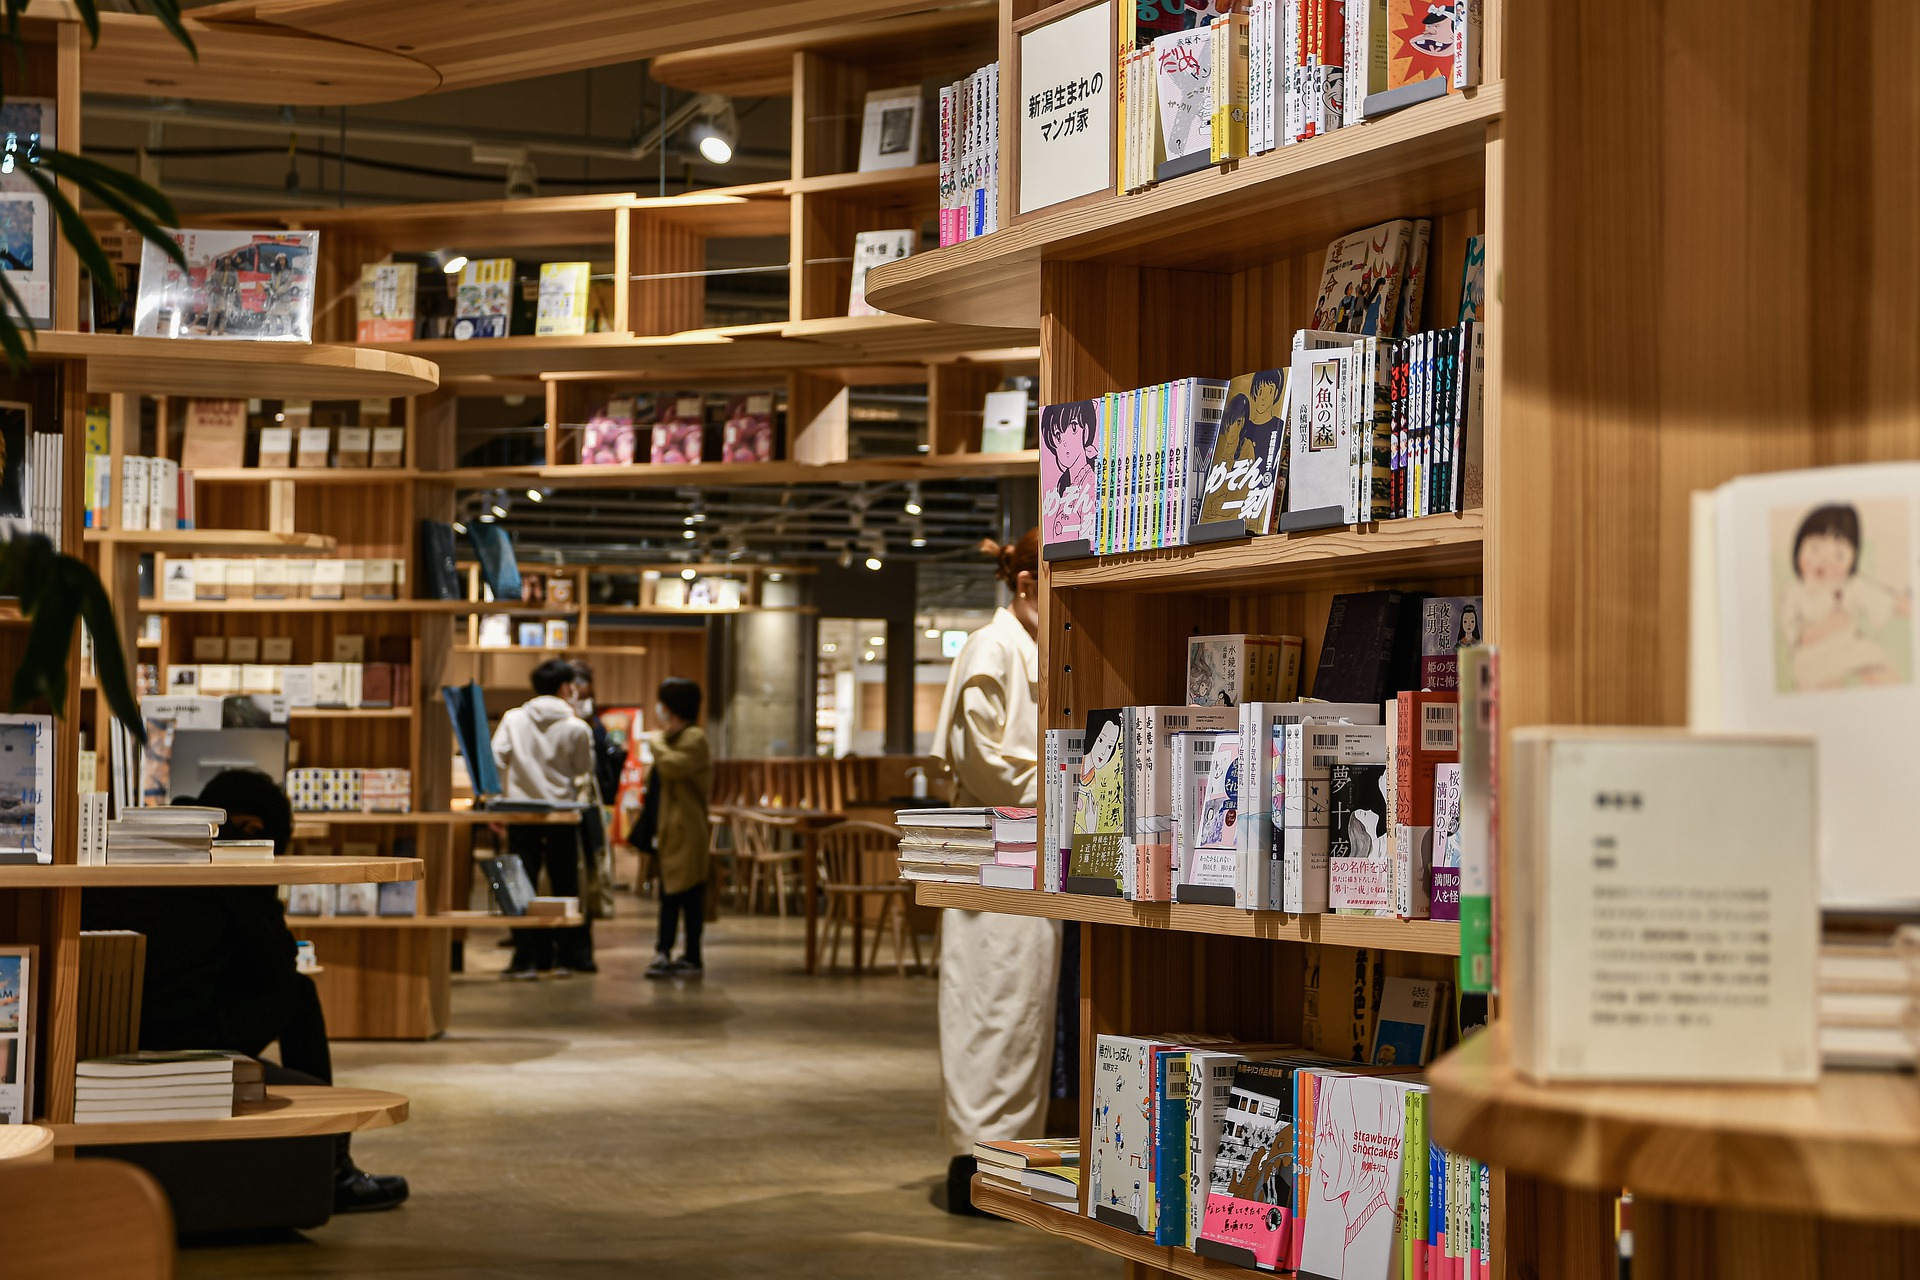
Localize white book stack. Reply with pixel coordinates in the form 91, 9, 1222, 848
104, 805, 225, 865
1821, 933, 1920, 1069
210, 839, 276, 865
29, 431, 62, 547
893, 807, 996, 883
74, 1050, 237, 1123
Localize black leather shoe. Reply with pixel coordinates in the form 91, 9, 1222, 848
945, 1155, 989, 1217
334, 1167, 410, 1213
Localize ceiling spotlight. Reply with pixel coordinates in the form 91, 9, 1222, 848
862, 650, 876, 662
768, 572, 783, 582
441, 253, 469, 275
683, 515, 696, 526
924, 628, 940, 639
682, 529, 697, 540
526, 489, 543, 502
823, 643, 838, 653
868, 636, 885, 646
680, 568, 697, 580
688, 96, 737, 165
490, 504, 507, 518
838, 547, 853, 569
904, 484, 923, 517
273, 411, 286, 423
452, 521, 467, 534
910, 536, 928, 547
478, 514, 496, 524
864, 556, 883, 571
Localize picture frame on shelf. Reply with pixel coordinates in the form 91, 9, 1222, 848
1013, 0, 1116, 220
857, 87, 924, 171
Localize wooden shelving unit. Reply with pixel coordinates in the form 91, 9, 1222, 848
0, 856, 423, 888
970, 1181, 1246, 1280
651, 4, 997, 97
142, 599, 575, 615
83, 529, 335, 553
288, 810, 581, 827
915, 883, 1462, 955
292, 911, 587, 930
49, 1085, 408, 1148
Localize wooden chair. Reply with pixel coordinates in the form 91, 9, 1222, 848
0, 1158, 174, 1278
732, 809, 805, 916
818, 820, 923, 975
707, 804, 739, 905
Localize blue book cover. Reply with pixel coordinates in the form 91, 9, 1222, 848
1153, 1050, 1189, 1246
464, 521, 522, 601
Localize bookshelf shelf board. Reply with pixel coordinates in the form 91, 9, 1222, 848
591, 604, 817, 617
785, 163, 939, 198
32, 332, 439, 399
287, 707, 412, 720
142, 599, 575, 616
50, 1086, 408, 1148
83, 529, 335, 554
914, 883, 1462, 955
1049, 510, 1485, 594
0, 1123, 52, 1163
865, 84, 1505, 328
457, 644, 652, 656
970, 1180, 1242, 1280
291, 809, 581, 827
292, 910, 585, 929
0, 856, 423, 887
1428, 1028, 1920, 1225
650, 4, 997, 97
450, 451, 1038, 491
188, 468, 424, 485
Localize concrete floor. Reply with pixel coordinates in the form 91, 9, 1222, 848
179, 905, 1109, 1280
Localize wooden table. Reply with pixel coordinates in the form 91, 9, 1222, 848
743, 807, 843, 974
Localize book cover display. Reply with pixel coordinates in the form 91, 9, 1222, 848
1298, 1074, 1412, 1279
581, 395, 638, 466
355, 261, 417, 342
135, 229, 317, 342
650, 395, 704, 465
453, 257, 513, 339
858, 87, 923, 171
980, 388, 1029, 454
1198, 1057, 1301, 1269
847, 229, 915, 316
535, 261, 591, 336
1199, 370, 1288, 532
1419, 595, 1483, 690
0, 715, 51, 863
1040, 399, 1099, 558
0, 98, 52, 329
1186, 634, 1302, 706
1068, 709, 1128, 894
721, 394, 775, 463
0, 945, 35, 1122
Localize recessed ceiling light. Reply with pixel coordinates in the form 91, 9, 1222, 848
862, 650, 875, 662
864, 557, 882, 570
869, 636, 885, 646
680, 568, 697, 580
910, 537, 927, 547
442, 254, 469, 274
822, 643, 837, 653
682, 529, 697, 540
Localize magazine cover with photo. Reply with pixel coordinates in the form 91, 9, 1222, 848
0, 98, 51, 327
582, 395, 639, 466
1040, 399, 1099, 551
0, 947, 32, 1123
0, 714, 51, 862
650, 396, 704, 465
135, 229, 318, 341
721, 394, 775, 463
1771, 498, 1913, 693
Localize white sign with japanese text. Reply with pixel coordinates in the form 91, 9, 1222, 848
1017, 0, 1113, 216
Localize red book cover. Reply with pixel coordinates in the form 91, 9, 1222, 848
1394, 690, 1458, 827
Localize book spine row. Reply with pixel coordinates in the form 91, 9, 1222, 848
1064, 377, 1228, 557
938, 62, 1000, 247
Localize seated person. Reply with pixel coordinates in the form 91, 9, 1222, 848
81, 768, 409, 1214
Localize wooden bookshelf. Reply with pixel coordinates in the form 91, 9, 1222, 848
187, 467, 425, 485
969, 1180, 1244, 1280
864, 86, 1505, 328
0, 856, 423, 887
142, 599, 575, 615
915, 884, 1463, 955
33, 332, 438, 399
49, 1086, 408, 1148
82, 529, 335, 553
650, 4, 998, 97
289, 810, 582, 827
447, 452, 1039, 490
292, 911, 587, 930
1429, 1028, 1920, 1226
1050, 511, 1485, 594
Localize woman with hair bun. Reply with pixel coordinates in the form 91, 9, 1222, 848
928, 527, 1061, 1214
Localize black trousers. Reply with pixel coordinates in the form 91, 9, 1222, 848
508, 824, 592, 969
657, 882, 705, 964
226, 972, 332, 1085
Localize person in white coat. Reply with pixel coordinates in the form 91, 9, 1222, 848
930, 527, 1061, 1214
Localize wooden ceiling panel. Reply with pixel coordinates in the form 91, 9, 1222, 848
83, 10, 439, 105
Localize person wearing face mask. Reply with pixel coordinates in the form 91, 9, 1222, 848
492, 657, 597, 979
641, 677, 713, 979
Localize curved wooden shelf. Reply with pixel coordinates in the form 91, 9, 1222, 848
971, 1180, 1238, 1280
865, 85, 1505, 328
293, 910, 584, 929
0, 1125, 53, 1164
83, 529, 335, 554
0, 856, 422, 887
914, 883, 1461, 955
189, 468, 423, 485
142, 599, 573, 615
1428, 1028, 1920, 1225
786, 163, 939, 199
450, 451, 1037, 491
84, 9, 440, 106
287, 707, 412, 720
31, 332, 439, 399
651, 4, 997, 97
290, 809, 581, 826
52, 1085, 408, 1148
1049, 511, 1485, 594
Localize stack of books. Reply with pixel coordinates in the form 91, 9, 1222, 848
74, 1050, 240, 1124
210, 839, 276, 865
893, 807, 1040, 885
1821, 933, 1918, 1069
974, 1137, 1080, 1208
99, 806, 225, 865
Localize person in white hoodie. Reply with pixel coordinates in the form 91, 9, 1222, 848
491, 658, 596, 979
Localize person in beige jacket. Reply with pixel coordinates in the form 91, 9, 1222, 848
643, 677, 713, 979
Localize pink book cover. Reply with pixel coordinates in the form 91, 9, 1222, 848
720, 393, 774, 463
650, 395, 704, 465
1040, 398, 1101, 554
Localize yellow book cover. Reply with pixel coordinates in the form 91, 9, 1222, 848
535, 261, 591, 337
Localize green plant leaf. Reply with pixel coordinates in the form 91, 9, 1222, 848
71, 559, 144, 745
0, 273, 34, 370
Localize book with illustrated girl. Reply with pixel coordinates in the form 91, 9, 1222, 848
1691, 462, 1920, 909
1067, 708, 1128, 895
1040, 399, 1100, 559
